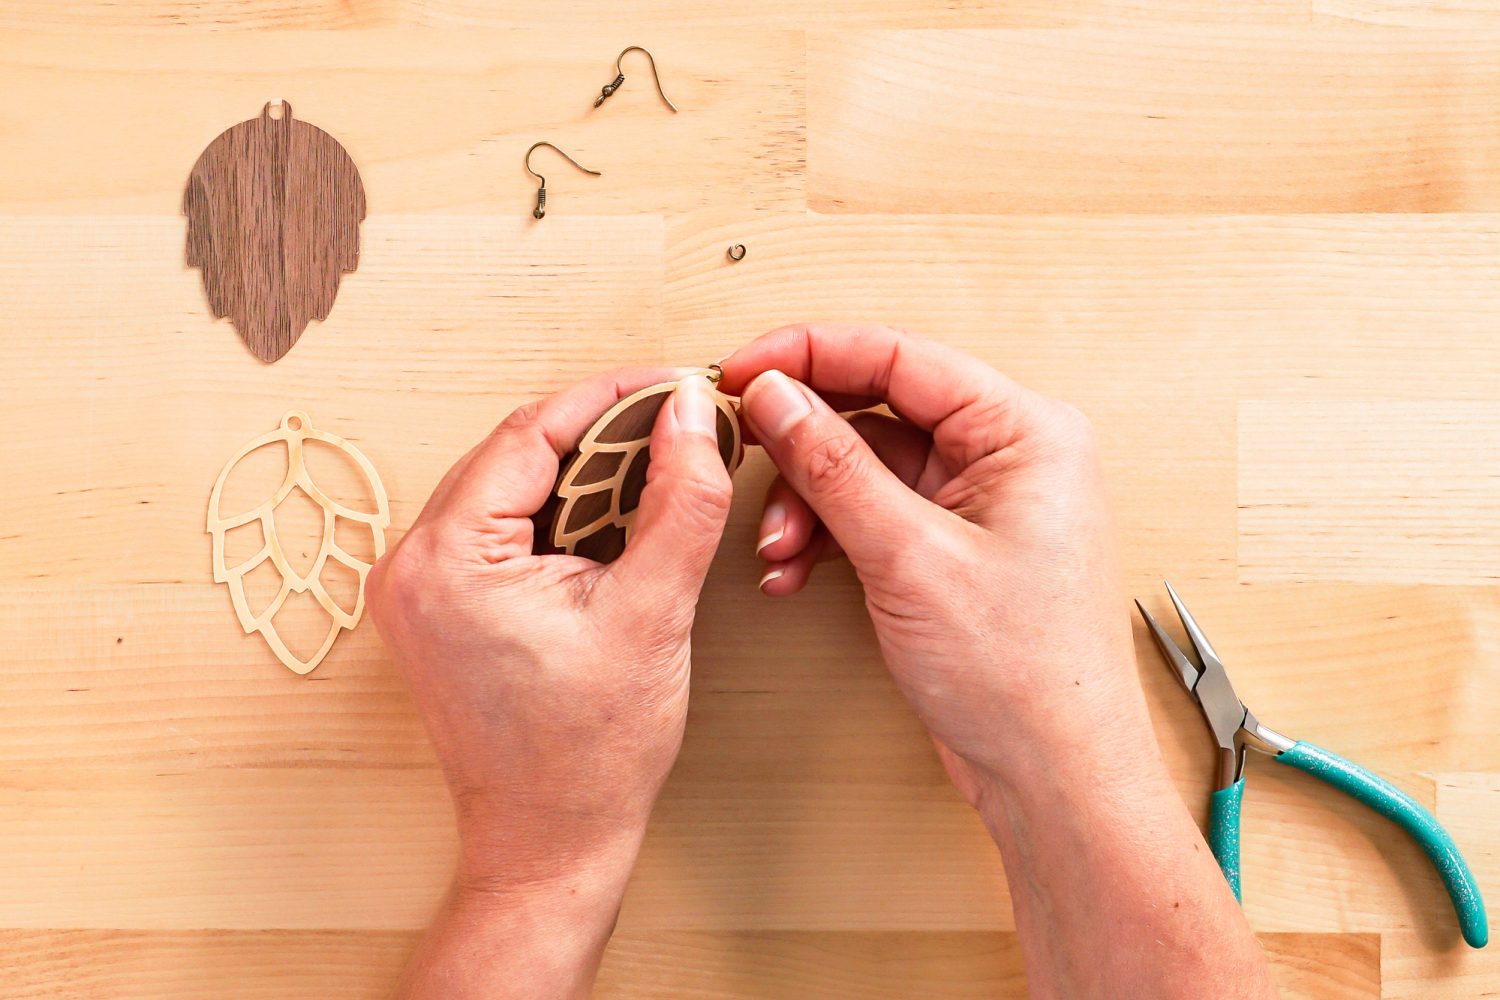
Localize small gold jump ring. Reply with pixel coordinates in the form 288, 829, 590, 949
727, 244, 747, 262
705, 363, 724, 383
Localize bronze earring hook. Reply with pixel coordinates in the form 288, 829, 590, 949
524, 141, 602, 220
593, 45, 678, 113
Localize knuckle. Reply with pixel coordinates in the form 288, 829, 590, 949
366, 536, 428, 626
950, 392, 1021, 458
1058, 401, 1095, 437
966, 392, 1015, 433
1037, 401, 1098, 456
803, 433, 865, 497
372, 527, 474, 614
499, 400, 542, 432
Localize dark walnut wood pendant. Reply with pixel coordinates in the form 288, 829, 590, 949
548, 381, 743, 563
184, 101, 366, 363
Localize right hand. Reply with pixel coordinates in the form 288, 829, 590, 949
719, 324, 1152, 800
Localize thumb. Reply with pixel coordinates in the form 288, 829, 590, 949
609, 373, 735, 603
741, 369, 930, 567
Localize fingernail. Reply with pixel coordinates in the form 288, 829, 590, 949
674, 374, 717, 437
757, 503, 786, 555
759, 567, 785, 592
743, 369, 812, 440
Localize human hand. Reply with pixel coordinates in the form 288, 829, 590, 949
719, 324, 1146, 800
365, 367, 733, 997
722, 325, 1273, 1000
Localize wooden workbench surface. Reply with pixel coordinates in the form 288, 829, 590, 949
2, 3, 1496, 997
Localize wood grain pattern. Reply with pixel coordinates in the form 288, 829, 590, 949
4, 930, 416, 1000
186, 102, 365, 361
0, 0, 1310, 32
0, 31, 804, 216
1240, 401, 1500, 585
0, 929, 1374, 1000
2, 3, 1497, 997
808, 29, 1500, 214
1316, 0, 1500, 27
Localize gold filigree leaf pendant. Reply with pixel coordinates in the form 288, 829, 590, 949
550, 379, 742, 563
208, 411, 390, 675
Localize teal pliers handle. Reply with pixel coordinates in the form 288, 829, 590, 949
1278, 741, 1487, 948
1207, 741, 1488, 948
1208, 778, 1246, 901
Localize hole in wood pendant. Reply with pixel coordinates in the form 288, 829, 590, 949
184, 101, 366, 363
549, 381, 742, 563
208, 411, 389, 675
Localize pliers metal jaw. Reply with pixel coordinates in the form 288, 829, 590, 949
1136, 582, 1489, 950
1136, 582, 1293, 790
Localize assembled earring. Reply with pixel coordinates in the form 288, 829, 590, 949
524, 141, 601, 220
592, 46, 678, 113
548, 366, 741, 563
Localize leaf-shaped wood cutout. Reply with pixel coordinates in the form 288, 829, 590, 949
207, 411, 389, 675
184, 101, 366, 363
550, 382, 742, 563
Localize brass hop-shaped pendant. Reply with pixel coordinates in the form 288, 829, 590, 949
550, 379, 742, 563
208, 411, 389, 675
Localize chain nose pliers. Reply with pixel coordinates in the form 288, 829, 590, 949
1136, 582, 1488, 949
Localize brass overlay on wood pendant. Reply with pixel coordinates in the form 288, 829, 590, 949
550, 382, 742, 563
185, 101, 366, 363
208, 411, 389, 675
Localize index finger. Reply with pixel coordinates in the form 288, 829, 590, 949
718, 323, 1043, 470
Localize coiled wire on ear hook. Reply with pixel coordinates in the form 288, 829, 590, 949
593, 46, 678, 113
524, 142, 602, 220
596, 73, 626, 105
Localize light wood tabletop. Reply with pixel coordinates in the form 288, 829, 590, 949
2, 2, 1498, 997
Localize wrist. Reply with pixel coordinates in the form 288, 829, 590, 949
958, 637, 1162, 783
454, 808, 650, 906
450, 862, 628, 943
394, 804, 650, 1000
957, 669, 1176, 831
967, 710, 1182, 850
395, 871, 629, 1000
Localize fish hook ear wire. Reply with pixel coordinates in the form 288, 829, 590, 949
593, 45, 679, 113
524, 141, 602, 220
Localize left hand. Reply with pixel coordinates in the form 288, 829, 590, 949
365, 367, 734, 998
